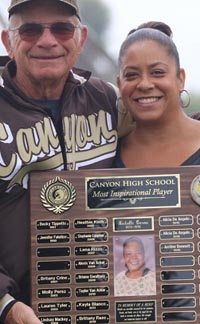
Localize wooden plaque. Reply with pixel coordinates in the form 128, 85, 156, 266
30, 166, 200, 324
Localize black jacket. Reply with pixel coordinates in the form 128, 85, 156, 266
0, 60, 119, 304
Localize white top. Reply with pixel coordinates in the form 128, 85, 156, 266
114, 269, 156, 296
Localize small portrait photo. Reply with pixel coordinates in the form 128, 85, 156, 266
113, 234, 156, 297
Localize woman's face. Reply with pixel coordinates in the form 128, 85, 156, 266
124, 241, 145, 273
118, 40, 185, 123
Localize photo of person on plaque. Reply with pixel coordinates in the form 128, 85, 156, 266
114, 235, 156, 296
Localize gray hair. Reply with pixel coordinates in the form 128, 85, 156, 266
123, 236, 145, 255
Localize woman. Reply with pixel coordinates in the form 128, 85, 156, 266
113, 22, 200, 168
114, 236, 156, 296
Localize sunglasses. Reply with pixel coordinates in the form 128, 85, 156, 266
9, 22, 80, 42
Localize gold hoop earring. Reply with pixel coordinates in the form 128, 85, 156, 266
180, 89, 190, 108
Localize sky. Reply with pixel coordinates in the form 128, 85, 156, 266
102, 0, 200, 94
0, 0, 199, 93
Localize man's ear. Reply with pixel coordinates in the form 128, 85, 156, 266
1, 30, 14, 59
77, 25, 88, 55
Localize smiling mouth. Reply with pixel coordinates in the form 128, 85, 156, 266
130, 261, 139, 265
136, 97, 161, 104
32, 55, 63, 60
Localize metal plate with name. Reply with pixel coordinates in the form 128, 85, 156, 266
159, 215, 193, 226
39, 316, 71, 324
37, 274, 70, 285
75, 272, 109, 283
76, 300, 110, 311
160, 242, 194, 254
75, 245, 109, 256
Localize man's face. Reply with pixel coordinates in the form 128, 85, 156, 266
4, 1, 87, 87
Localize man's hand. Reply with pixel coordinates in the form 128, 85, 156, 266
5, 302, 43, 324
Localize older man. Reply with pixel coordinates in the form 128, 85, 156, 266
0, 0, 132, 323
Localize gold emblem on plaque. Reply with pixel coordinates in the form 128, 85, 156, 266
40, 176, 76, 214
190, 175, 200, 206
